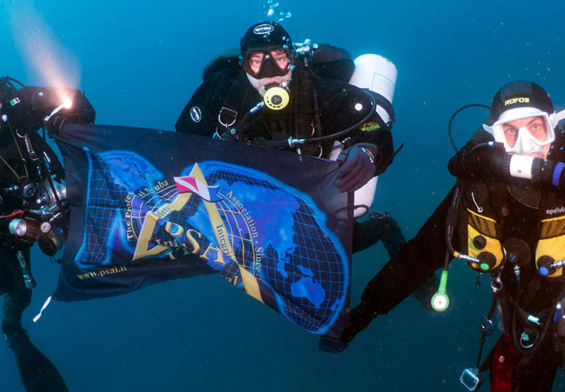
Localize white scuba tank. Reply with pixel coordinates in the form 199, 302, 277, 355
329, 54, 397, 218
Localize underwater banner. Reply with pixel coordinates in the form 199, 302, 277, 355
52, 125, 352, 337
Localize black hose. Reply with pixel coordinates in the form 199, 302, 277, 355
262, 90, 379, 148
448, 104, 490, 153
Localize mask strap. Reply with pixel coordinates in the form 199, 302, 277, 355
556, 109, 565, 123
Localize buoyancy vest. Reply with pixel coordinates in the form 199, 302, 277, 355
459, 179, 565, 279
215, 59, 326, 157
210, 46, 388, 158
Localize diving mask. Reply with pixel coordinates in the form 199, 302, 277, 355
483, 107, 556, 155
242, 47, 293, 79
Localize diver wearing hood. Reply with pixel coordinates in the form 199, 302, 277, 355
174, 21, 444, 349
0, 76, 95, 392
341, 81, 565, 391
176, 21, 395, 193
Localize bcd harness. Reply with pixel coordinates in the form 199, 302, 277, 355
214, 51, 395, 159
451, 180, 565, 381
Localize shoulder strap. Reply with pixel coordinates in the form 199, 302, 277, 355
217, 74, 252, 135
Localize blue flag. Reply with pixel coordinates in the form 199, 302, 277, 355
53, 125, 352, 337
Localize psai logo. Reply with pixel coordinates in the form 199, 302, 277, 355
505, 97, 530, 106
253, 23, 275, 35
124, 163, 264, 300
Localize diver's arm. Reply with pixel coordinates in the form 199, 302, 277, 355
341, 189, 455, 343
340, 96, 395, 176
350, 124, 394, 176
360, 189, 454, 314
332, 88, 395, 192
447, 128, 501, 181
6, 86, 93, 178
30, 135, 65, 180
334, 114, 393, 192
448, 132, 565, 189
18, 86, 95, 133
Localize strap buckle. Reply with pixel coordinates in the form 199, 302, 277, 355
218, 106, 238, 128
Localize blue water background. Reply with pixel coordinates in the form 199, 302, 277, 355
2, 0, 565, 390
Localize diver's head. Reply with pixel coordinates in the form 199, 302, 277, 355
485, 81, 557, 158
240, 22, 293, 96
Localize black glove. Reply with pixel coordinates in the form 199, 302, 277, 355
45, 113, 76, 136
335, 146, 376, 192
340, 301, 378, 343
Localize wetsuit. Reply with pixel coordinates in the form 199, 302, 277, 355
175, 61, 395, 175
0, 80, 95, 392
351, 126, 565, 391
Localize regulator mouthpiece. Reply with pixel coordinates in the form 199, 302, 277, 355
264, 84, 289, 111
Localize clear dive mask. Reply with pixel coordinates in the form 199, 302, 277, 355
242, 47, 293, 79
483, 108, 557, 155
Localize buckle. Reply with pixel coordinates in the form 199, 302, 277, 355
218, 107, 238, 128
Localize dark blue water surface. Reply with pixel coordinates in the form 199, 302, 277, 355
2, 0, 565, 390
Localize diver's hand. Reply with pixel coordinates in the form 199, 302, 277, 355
44, 114, 79, 136
318, 301, 378, 353
341, 301, 379, 343
335, 146, 376, 192
448, 142, 507, 179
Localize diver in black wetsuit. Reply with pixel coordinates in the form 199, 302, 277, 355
176, 21, 406, 259
176, 21, 396, 193
175, 21, 438, 349
343, 81, 565, 391
0, 77, 95, 392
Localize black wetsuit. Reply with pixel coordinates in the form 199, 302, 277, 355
0, 82, 95, 392
355, 128, 565, 391
175, 62, 395, 175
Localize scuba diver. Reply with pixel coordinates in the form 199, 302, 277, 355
175, 21, 396, 194
176, 20, 405, 257
342, 81, 565, 391
0, 76, 95, 392
175, 21, 440, 350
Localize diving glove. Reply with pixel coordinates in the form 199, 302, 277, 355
341, 301, 378, 343
335, 146, 377, 192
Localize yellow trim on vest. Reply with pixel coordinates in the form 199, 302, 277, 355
466, 209, 503, 272
536, 216, 565, 278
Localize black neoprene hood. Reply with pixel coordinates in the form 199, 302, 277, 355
240, 22, 293, 56
490, 80, 554, 122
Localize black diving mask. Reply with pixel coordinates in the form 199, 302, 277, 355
242, 47, 294, 79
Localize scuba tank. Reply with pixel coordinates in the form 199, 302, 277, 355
329, 53, 397, 217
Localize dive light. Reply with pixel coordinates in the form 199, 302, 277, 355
9, 217, 41, 242
43, 93, 73, 122
16, 250, 36, 290
431, 270, 450, 312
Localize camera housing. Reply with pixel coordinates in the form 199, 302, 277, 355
460, 368, 483, 391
